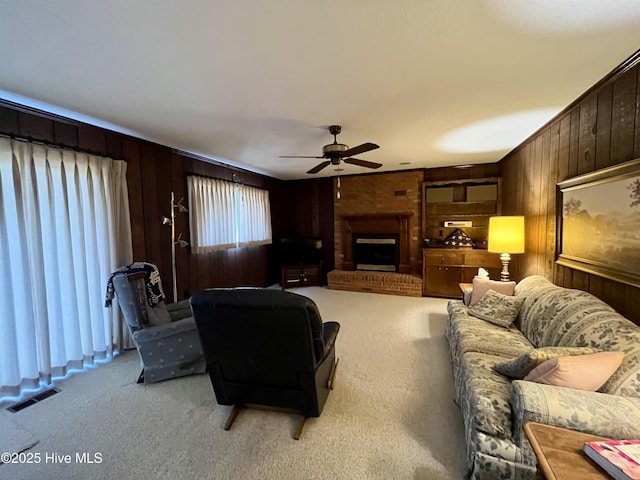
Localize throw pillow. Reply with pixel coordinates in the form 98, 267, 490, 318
468, 289, 525, 328
469, 277, 516, 306
523, 351, 625, 391
493, 347, 602, 378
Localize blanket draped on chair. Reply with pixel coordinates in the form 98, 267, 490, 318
105, 262, 165, 308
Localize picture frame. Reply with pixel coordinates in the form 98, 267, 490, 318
556, 157, 640, 288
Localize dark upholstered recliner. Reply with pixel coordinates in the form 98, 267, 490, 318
190, 288, 340, 439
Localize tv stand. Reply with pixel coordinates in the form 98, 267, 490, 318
281, 264, 322, 289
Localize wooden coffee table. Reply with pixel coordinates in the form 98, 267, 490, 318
523, 422, 610, 479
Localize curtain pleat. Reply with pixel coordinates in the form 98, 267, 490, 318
0, 138, 132, 398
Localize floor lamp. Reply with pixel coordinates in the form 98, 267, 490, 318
488, 216, 525, 282
162, 192, 189, 303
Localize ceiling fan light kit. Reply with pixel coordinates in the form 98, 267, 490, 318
280, 125, 382, 174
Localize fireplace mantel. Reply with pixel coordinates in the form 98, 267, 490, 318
339, 212, 413, 273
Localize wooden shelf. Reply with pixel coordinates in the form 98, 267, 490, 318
422, 177, 502, 246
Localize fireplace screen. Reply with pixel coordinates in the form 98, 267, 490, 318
353, 234, 399, 272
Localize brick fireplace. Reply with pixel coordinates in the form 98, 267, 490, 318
339, 213, 412, 273
328, 171, 423, 296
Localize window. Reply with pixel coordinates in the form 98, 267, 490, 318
187, 175, 272, 253
0, 138, 132, 398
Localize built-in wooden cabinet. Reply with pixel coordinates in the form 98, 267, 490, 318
281, 264, 322, 289
421, 176, 503, 297
422, 177, 501, 246
422, 249, 502, 297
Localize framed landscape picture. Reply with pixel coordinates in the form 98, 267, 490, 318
557, 158, 640, 288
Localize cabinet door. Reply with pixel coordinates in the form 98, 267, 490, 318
301, 266, 321, 286
423, 265, 462, 298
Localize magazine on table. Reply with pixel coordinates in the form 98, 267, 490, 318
583, 439, 640, 480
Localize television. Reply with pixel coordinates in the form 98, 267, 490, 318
278, 237, 323, 266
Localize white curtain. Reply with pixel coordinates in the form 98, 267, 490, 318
188, 175, 272, 253
0, 137, 132, 398
236, 183, 272, 248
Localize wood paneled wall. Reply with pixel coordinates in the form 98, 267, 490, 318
279, 177, 335, 281
424, 163, 501, 183
0, 103, 286, 302
499, 55, 640, 325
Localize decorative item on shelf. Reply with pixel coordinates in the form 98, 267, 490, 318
443, 228, 473, 248
488, 216, 525, 282
161, 192, 190, 303
423, 238, 443, 248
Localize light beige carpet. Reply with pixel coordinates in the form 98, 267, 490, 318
0, 414, 38, 463
1, 287, 465, 480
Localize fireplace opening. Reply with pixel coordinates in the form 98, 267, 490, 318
353, 234, 399, 272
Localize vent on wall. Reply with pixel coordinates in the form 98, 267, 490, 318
444, 221, 472, 228
7, 388, 60, 413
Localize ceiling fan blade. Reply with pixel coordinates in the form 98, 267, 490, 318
344, 158, 382, 169
279, 155, 325, 159
341, 142, 379, 158
307, 160, 331, 174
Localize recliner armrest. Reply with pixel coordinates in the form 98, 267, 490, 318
166, 299, 193, 321
132, 317, 198, 343
321, 321, 340, 361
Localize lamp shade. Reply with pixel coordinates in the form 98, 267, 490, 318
488, 216, 525, 254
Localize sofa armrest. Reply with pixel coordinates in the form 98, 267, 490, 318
462, 288, 473, 306
166, 299, 192, 321
132, 317, 198, 344
511, 380, 640, 447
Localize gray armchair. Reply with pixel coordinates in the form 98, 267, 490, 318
110, 266, 206, 384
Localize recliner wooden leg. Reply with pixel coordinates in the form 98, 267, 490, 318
224, 405, 243, 431
136, 369, 145, 384
328, 357, 339, 390
294, 415, 306, 440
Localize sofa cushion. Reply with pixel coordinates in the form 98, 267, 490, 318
524, 351, 625, 391
517, 281, 616, 348
469, 277, 516, 306
469, 290, 525, 328
459, 352, 515, 441
513, 275, 558, 329
513, 277, 640, 397
493, 346, 601, 378
446, 301, 533, 360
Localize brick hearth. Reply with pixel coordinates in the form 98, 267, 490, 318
327, 269, 422, 297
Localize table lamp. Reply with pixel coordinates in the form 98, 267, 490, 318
488, 216, 525, 281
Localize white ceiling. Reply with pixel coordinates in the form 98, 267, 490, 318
1, 1, 640, 180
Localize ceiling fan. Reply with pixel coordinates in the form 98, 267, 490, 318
280, 125, 382, 174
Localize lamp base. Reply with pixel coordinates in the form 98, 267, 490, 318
499, 253, 512, 282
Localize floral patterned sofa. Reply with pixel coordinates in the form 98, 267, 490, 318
445, 275, 640, 479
